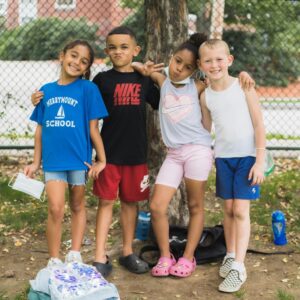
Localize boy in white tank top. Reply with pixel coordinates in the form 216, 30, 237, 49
198, 39, 266, 293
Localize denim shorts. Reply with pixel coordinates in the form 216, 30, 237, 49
44, 170, 87, 185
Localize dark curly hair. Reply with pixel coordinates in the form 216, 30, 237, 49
174, 33, 207, 61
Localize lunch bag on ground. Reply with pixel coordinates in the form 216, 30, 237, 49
140, 225, 226, 266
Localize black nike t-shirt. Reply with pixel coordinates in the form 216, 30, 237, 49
93, 69, 160, 165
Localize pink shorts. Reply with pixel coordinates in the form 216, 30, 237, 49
155, 144, 213, 188
93, 163, 150, 202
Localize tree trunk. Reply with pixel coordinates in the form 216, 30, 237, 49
144, 0, 189, 226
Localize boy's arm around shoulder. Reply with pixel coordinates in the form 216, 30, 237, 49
239, 71, 255, 90
244, 87, 266, 185
195, 79, 206, 95
146, 79, 160, 110
199, 89, 212, 132
92, 71, 103, 86
132, 61, 165, 87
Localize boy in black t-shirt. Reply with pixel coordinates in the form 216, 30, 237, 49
92, 26, 160, 277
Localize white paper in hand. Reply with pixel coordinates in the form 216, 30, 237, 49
8, 173, 45, 200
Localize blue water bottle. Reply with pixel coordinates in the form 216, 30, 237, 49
135, 211, 151, 241
272, 210, 287, 245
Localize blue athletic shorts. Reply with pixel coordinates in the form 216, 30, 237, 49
44, 170, 87, 185
215, 156, 260, 200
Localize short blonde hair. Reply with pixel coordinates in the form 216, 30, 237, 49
199, 39, 230, 56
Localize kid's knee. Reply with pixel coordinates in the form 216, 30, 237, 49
232, 206, 248, 220
150, 201, 166, 217
187, 199, 203, 214
98, 199, 114, 209
48, 205, 64, 222
70, 200, 85, 214
224, 206, 234, 218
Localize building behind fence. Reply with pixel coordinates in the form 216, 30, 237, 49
0, 0, 299, 155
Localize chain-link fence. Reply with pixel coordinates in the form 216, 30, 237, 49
0, 0, 299, 156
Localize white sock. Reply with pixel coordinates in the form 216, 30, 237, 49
69, 250, 80, 255
226, 252, 235, 259
49, 257, 61, 262
231, 261, 245, 272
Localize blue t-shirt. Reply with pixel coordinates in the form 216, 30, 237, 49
30, 78, 108, 171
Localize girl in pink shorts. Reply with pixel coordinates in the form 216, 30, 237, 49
134, 33, 211, 278
133, 33, 253, 278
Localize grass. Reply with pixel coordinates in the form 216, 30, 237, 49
208, 133, 300, 141
0, 287, 29, 300
201, 162, 300, 257
0, 159, 299, 299
277, 289, 295, 300
266, 133, 300, 140
0, 176, 80, 239
253, 169, 300, 234
260, 99, 300, 105
0, 176, 121, 235
0, 133, 34, 140
234, 288, 246, 299
0, 178, 48, 234
1, 161, 299, 237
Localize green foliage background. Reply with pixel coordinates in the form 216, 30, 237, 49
0, 0, 298, 86
224, 0, 300, 86
121, 0, 300, 86
0, 18, 103, 60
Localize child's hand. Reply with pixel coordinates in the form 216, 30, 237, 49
239, 72, 255, 90
24, 163, 40, 178
132, 61, 164, 76
84, 161, 106, 179
144, 61, 164, 76
31, 90, 44, 106
248, 163, 264, 185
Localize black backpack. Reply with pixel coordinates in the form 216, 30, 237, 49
139, 225, 226, 266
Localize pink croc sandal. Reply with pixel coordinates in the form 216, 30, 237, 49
151, 254, 176, 277
169, 256, 196, 278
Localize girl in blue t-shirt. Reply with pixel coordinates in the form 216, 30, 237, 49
24, 40, 108, 267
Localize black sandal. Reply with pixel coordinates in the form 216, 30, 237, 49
93, 256, 113, 277
119, 253, 149, 274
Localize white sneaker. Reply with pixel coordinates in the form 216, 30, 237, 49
65, 250, 83, 263
218, 268, 247, 293
219, 256, 234, 278
47, 257, 63, 268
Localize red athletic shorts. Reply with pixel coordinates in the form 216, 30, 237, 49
93, 163, 150, 202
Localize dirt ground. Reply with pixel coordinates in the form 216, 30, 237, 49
1, 157, 300, 300
1, 221, 300, 300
